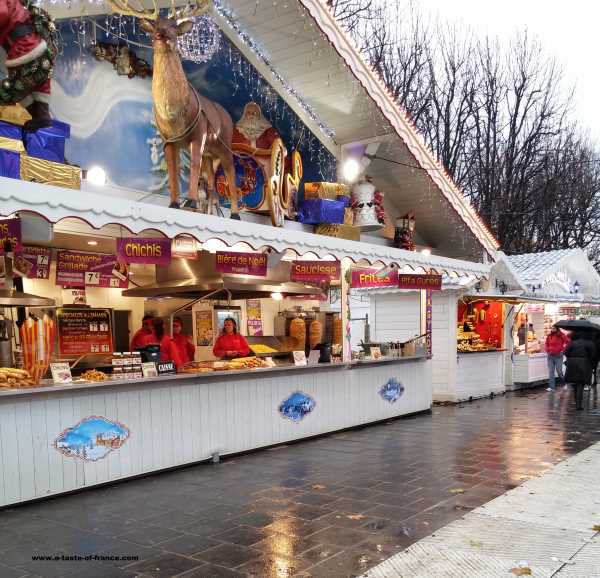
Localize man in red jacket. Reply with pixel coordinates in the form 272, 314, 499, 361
0, 0, 55, 130
545, 325, 569, 391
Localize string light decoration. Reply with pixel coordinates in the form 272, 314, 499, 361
177, 13, 221, 63
212, 0, 336, 142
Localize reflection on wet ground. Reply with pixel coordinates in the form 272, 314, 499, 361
2, 387, 600, 578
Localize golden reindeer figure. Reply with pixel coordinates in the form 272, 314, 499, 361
106, 0, 239, 218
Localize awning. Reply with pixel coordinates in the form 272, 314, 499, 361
0, 177, 490, 279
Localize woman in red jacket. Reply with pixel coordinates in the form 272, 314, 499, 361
171, 317, 196, 364
213, 318, 250, 359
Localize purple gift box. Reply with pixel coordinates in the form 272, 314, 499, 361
0, 120, 23, 142
298, 199, 346, 225
336, 195, 351, 207
0, 149, 21, 180
24, 119, 70, 164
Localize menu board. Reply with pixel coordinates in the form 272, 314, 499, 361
55, 250, 128, 288
195, 309, 213, 346
13, 246, 51, 279
246, 299, 263, 337
57, 308, 113, 356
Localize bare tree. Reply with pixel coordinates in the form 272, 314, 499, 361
333, 1, 600, 264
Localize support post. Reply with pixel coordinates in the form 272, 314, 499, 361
341, 258, 352, 363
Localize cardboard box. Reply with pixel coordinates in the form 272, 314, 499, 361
315, 223, 360, 241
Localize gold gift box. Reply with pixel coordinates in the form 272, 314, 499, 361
20, 154, 81, 190
315, 223, 360, 241
344, 208, 354, 226
0, 136, 25, 153
304, 182, 350, 200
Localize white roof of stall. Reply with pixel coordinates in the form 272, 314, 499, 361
1, 177, 490, 279
506, 249, 600, 300
48, 0, 498, 260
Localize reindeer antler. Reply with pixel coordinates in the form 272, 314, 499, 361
105, 0, 161, 20
171, 0, 211, 21
105, 0, 211, 21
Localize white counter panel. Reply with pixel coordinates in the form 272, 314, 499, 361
448, 351, 505, 402
513, 353, 549, 384
0, 360, 431, 507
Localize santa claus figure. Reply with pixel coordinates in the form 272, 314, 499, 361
233, 102, 280, 153
0, 0, 56, 131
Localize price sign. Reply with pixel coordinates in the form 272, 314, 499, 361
85, 271, 100, 285
157, 361, 177, 376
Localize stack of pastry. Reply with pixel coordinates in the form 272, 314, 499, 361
227, 357, 266, 370
0, 367, 35, 388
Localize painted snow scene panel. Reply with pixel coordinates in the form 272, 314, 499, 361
54, 416, 130, 461
379, 378, 405, 404
279, 391, 316, 422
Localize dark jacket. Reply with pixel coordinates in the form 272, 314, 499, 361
565, 337, 596, 385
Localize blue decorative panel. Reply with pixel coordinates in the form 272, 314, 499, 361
54, 416, 130, 461
279, 391, 316, 422
379, 378, 405, 404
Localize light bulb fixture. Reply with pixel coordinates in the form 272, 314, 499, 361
342, 158, 361, 183
86, 166, 107, 186
87, 240, 98, 246
421, 248, 431, 256
270, 292, 283, 301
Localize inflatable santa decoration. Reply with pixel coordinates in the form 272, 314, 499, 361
0, 0, 56, 131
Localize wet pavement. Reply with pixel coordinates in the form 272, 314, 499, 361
1, 386, 600, 578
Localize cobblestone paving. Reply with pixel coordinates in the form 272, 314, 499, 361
1, 387, 600, 578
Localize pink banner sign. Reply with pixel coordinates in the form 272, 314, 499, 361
351, 268, 398, 288
215, 251, 267, 277
13, 246, 51, 279
117, 238, 171, 265
398, 273, 442, 291
56, 250, 128, 288
290, 261, 341, 282
0, 217, 22, 254
172, 235, 198, 259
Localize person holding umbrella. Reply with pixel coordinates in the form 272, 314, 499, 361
564, 331, 596, 410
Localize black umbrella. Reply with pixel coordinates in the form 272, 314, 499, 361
555, 319, 600, 332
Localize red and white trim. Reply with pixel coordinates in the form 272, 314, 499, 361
6, 39, 47, 67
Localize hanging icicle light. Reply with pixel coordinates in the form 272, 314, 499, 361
177, 14, 221, 64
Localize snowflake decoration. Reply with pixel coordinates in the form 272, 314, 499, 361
177, 14, 221, 64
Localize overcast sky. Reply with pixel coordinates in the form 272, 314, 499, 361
417, 0, 599, 141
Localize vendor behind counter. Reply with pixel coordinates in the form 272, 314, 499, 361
213, 317, 250, 359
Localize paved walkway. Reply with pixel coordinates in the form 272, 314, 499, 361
361, 441, 600, 578
0, 386, 599, 578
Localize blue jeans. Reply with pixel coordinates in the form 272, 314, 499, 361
547, 354, 564, 390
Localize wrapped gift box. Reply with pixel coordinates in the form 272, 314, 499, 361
344, 208, 354, 225
24, 120, 70, 164
0, 120, 23, 142
304, 182, 350, 200
20, 154, 81, 190
315, 223, 360, 241
0, 149, 21, 179
298, 199, 346, 225
0, 136, 25, 153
